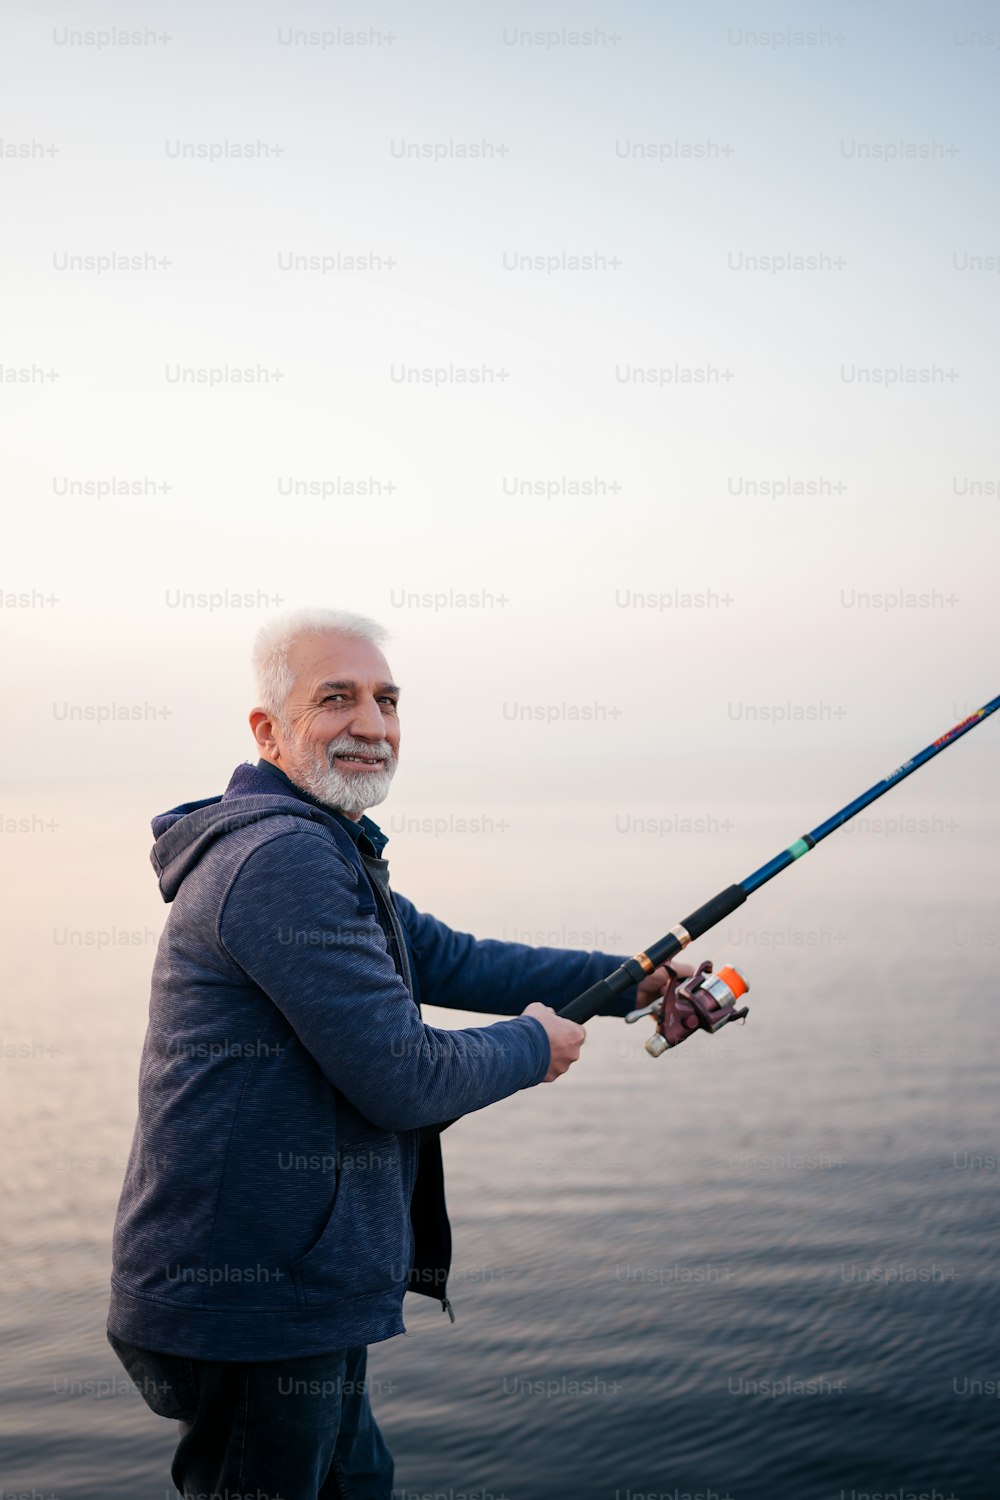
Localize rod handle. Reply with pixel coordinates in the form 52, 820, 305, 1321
557, 885, 748, 1024
675, 884, 747, 946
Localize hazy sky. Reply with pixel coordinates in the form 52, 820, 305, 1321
3, 1, 997, 914
3, 28, 998, 1500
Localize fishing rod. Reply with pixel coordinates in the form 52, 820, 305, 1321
558, 695, 1000, 1053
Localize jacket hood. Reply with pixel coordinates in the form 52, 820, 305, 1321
150, 761, 349, 902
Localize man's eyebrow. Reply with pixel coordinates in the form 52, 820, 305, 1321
316, 679, 401, 697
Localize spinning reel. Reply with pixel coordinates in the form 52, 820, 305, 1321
625, 960, 749, 1058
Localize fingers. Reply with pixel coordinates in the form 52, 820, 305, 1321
520, 1003, 587, 1082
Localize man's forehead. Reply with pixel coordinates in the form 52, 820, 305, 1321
287, 632, 393, 686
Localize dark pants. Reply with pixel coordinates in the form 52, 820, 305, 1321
108, 1333, 394, 1500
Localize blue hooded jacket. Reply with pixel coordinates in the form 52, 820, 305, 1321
107, 761, 639, 1360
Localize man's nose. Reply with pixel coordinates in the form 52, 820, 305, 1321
347, 694, 388, 740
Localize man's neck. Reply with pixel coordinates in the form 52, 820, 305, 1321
253, 758, 384, 853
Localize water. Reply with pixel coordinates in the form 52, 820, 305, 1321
2, 802, 998, 1499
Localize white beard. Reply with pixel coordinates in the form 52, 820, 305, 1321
289, 734, 396, 817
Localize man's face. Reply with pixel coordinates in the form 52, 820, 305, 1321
256, 632, 400, 819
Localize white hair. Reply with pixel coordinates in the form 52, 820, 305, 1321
252, 607, 388, 726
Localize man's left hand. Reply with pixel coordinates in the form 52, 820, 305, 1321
633, 961, 693, 1006
631, 962, 701, 1037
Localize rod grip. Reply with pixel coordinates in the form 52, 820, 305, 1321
557, 884, 747, 1025
558, 974, 631, 1024
677, 883, 747, 942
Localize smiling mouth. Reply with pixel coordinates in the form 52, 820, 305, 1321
333, 754, 387, 771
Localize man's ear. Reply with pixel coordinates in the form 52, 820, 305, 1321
249, 708, 281, 761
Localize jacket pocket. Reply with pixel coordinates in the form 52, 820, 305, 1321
289, 1136, 412, 1309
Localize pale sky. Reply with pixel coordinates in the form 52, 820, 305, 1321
2, 0, 997, 941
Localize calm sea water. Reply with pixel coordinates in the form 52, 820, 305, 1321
2, 800, 998, 1500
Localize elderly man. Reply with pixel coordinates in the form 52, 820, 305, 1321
107, 607, 682, 1499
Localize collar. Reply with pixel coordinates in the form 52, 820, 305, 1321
254, 758, 389, 858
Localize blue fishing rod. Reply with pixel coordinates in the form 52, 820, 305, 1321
558, 695, 1000, 1052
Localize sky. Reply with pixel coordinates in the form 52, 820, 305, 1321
2, 0, 998, 940
3, 23, 999, 1500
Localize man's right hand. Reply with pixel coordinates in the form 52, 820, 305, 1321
521, 1004, 587, 1082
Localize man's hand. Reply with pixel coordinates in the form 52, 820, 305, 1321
633, 961, 694, 1010
521, 1004, 587, 1082
632, 962, 703, 1040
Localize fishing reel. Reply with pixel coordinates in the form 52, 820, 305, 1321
625, 960, 749, 1058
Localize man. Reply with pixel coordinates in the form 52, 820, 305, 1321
107, 607, 687, 1499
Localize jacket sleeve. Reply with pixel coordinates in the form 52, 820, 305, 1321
217, 829, 551, 1132
392, 892, 640, 1018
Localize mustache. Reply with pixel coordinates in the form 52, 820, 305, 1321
324, 736, 394, 765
